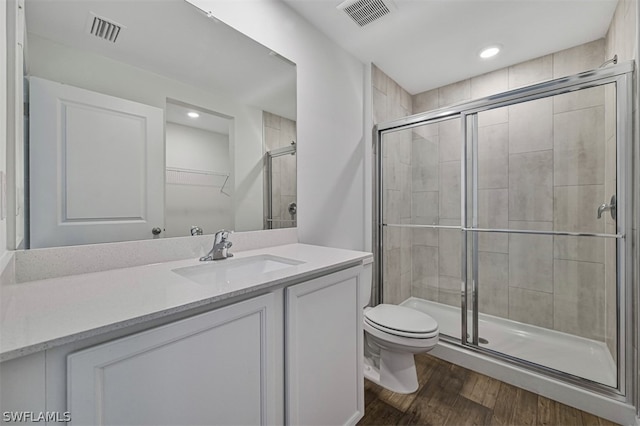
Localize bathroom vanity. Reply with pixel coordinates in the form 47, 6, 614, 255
0, 243, 372, 425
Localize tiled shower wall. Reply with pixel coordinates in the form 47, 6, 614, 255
263, 112, 297, 229
376, 35, 628, 351
373, 64, 413, 305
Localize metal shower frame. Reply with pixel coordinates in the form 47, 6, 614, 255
265, 144, 297, 229
373, 61, 635, 402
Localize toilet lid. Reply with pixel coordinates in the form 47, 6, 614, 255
364, 304, 438, 335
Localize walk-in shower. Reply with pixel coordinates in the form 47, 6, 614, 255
373, 62, 634, 402
265, 142, 297, 229
263, 111, 297, 230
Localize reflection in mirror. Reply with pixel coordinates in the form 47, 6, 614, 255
22, 0, 296, 248
165, 101, 232, 237
263, 112, 297, 230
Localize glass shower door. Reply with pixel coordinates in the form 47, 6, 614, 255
376, 63, 632, 397
468, 83, 621, 388
379, 116, 464, 338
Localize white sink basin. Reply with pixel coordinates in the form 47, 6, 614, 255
173, 254, 304, 285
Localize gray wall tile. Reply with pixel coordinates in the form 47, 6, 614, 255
439, 79, 471, 106
509, 287, 554, 328
478, 252, 509, 317
372, 64, 388, 94
439, 228, 461, 278
440, 275, 462, 293
553, 185, 605, 233
554, 85, 604, 114
373, 88, 387, 124
478, 107, 508, 128
412, 284, 438, 302
554, 107, 605, 186
413, 227, 439, 247
509, 221, 554, 293
412, 133, 439, 192
383, 248, 401, 304
553, 39, 605, 78
471, 69, 508, 99
263, 111, 281, 130
478, 189, 508, 253
383, 226, 401, 250
508, 55, 553, 89
439, 118, 462, 162
412, 245, 439, 289
509, 97, 553, 154
399, 164, 412, 220
412, 89, 439, 114
509, 151, 553, 221
554, 235, 605, 264
384, 189, 401, 223
412, 191, 439, 225
478, 123, 508, 189
554, 259, 605, 341
440, 161, 461, 220
438, 289, 461, 308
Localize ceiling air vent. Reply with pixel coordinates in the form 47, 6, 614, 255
337, 0, 396, 27
86, 13, 125, 43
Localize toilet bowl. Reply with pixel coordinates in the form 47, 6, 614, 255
363, 304, 439, 394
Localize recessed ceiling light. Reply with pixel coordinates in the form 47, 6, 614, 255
187, 112, 200, 118
479, 46, 501, 59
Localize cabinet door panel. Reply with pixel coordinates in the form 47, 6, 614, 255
286, 267, 364, 426
67, 293, 280, 426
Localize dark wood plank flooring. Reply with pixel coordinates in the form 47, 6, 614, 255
358, 354, 619, 426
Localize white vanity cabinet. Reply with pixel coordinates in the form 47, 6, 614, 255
285, 266, 365, 426
0, 256, 371, 426
67, 291, 284, 426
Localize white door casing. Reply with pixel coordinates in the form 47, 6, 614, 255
29, 76, 164, 248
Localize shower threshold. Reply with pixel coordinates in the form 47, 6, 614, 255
401, 297, 617, 388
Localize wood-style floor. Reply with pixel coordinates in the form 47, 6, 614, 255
358, 354, 619, 426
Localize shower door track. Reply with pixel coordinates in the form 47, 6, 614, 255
373, 61, 635, 402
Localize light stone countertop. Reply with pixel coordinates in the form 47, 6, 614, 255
0, 243, 372, 361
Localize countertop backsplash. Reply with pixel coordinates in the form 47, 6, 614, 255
13, 228, 298, 283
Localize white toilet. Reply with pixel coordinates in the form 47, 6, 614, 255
363, 303, 439, 394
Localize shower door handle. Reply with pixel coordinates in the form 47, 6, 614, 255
597, 195, 616, 220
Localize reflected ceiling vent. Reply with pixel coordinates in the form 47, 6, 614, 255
85, 12, 125, 43
337, 0, 396, 27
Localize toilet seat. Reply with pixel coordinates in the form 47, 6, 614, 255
364, 304, 438, 339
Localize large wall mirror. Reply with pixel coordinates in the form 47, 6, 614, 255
19, 0, 296, 249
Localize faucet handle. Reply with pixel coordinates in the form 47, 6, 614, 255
216, 229, 233, 240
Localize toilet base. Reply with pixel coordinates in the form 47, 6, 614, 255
363, 349, 419, 394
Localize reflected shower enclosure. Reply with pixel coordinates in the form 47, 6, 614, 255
263, 112, 297, 230
374, 62, 633, 398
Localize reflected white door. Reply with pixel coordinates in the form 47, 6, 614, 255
29, 77, 165, 248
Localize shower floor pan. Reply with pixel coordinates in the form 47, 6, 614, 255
401, 297, 617, 388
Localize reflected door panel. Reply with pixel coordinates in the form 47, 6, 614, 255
29, 77, 164, 248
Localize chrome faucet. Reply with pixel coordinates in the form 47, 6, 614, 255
200, 230, 234, 261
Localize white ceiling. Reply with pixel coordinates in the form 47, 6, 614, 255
166, 102, 231, 135
282, 0, 619, 94
25, 0, 297, 120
